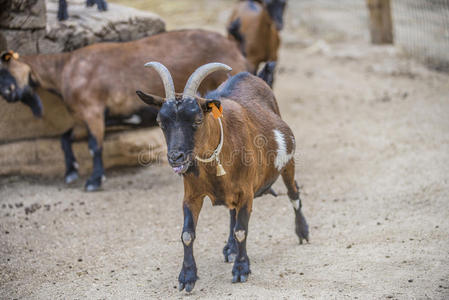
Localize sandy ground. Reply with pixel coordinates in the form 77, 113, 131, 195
1, 1, 449, 299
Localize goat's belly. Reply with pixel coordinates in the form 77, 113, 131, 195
105, 106, 159, 128
254, 175, 279, 198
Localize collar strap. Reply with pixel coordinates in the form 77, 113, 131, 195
195, 117, 226, 176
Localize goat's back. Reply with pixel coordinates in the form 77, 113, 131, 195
61, 29, 248, 116
207, 72, 280, 116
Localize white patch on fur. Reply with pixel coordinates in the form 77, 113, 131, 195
235, 230, 246, 242
273, 129, 294, 171
124, 114, 142, 125
291, 199, 300, 210
182, 232, 192, 246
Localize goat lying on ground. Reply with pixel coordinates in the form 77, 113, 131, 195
136, 62, 309, 292
227, 0, 286, 76
0, 29, 247, 191
58, 0, 107, 21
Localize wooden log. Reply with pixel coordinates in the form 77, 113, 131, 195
0, 128, 166, 177
366, 0, 394, 44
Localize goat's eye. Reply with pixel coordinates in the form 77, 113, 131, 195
193, 119, 202, 128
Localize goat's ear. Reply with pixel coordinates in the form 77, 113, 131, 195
198, 98, 222, 113
1, 51, 12, 63
136, 90, 165, 107
1, 51, 19, 63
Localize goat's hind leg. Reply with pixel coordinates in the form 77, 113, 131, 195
281, 161, 309, 244
61, 128, 79, 184
223, 209, 238, 263
83, 113, 105, 192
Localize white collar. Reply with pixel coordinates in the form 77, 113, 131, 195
195, 117, 226, 176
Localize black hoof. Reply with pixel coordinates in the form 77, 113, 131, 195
65, 170, 79, 184
178, 265, 198, 292
295, 210, 309, 244
232, 256, 251, 283
84, 175, 104, 192
223, 239, 238, 263
86, 0, 95, 7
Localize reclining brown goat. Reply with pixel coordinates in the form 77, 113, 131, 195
136, 62, 308, 292
0, 29, 247, 191
227, 0, 287, 76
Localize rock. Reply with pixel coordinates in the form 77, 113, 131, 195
0, 128, 166, 177
0, 0, 165, 55
0, 32, 8, 51
42, 0, 165, 53
0, 0, 47, 30
1, 28, 46, 54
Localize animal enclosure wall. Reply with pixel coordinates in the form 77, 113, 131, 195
292, 0, 449, 71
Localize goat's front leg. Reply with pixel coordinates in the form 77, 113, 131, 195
223, 209, 238, 262
179, 199, 203, 292
85, 129, 104, 191
61, 128, 79, 184
232, 202, 252, 283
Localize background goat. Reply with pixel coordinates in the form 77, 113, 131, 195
0, 29, 247, 191
227, 0, 287, 77
136, 62, 308, 292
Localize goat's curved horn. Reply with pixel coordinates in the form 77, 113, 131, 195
182, 63, 232, 100
144, 62, 176, 100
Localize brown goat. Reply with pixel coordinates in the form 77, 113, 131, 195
227, 0, 282, 74
0, 30, 247, 191
136, 62, 308, 292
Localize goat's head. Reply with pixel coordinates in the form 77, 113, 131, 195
136, 62, 231, 175
0, 51, 43, 117
264, 0, 287, 30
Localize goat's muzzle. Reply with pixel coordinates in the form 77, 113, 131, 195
168, 150, 193, 174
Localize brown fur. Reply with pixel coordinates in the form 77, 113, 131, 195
187, 74, 294, 216
227, 1, 280, 73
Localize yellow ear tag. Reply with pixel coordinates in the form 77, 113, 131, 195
209, 103, 223, 119
11, 52, 20, 59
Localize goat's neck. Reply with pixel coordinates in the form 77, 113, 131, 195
195, 114, 223, 164
21, 52, 70, 93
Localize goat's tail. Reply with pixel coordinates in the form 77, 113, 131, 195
257, 61, 276, 88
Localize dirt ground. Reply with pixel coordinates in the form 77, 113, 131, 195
1, 1, 449, 299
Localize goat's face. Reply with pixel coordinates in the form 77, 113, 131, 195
137, 62, 231, 175
0, 51, 43, 117
0, 68, 19, 103
158, 98, 204, 174
136, 91, 221, 175
264, 0, 287, 30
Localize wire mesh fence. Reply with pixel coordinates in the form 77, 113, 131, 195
291, 0, 449, 72
393, 0, 449, 71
